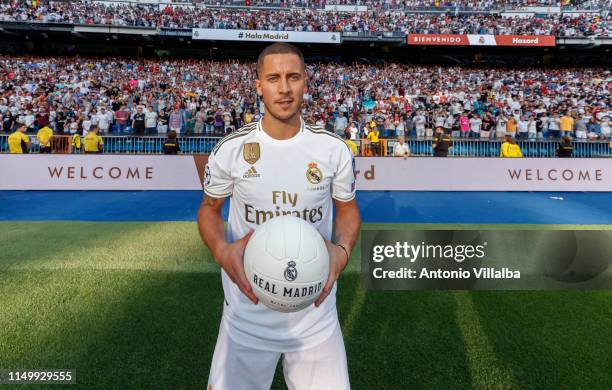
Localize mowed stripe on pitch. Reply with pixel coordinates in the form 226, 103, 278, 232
454, 291, 519, 390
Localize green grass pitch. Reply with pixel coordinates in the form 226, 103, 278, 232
1, 222, 611, 389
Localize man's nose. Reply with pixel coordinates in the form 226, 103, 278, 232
278, 77, 291, 94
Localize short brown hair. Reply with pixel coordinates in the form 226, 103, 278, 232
168, 130, 177, 139
256, 43, 305, 78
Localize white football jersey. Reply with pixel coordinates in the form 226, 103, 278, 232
204, 117, 356, 352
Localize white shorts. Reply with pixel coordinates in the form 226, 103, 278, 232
207, 317, 350, 390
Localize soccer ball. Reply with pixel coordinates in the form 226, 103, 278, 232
243, 215, 330, 313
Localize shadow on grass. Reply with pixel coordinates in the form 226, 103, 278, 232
0, 270, 224, 389
469, 291, 612, 389
271, 274, 474, 390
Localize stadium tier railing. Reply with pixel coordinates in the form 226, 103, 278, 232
1, 134, 611, 157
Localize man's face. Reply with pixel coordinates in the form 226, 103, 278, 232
256, 53, 306, 122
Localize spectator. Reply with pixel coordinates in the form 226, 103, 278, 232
169, 107, 184, 134
574, 115, 588, 139
96, 107, 112, 134
81, 114, 92, 136
334, 112, 348, 136
560, 111, 574, 138
414, 111, 426, 138
344, 131, 358, 157
115, 105, 130, 133
194, 107, 206, 135
132, 106, 146, 135
548, 112, 561, 139
469, 114, 482, 138
506, 115, 518, 138
393, 136, 411, 159
145, 105, 158, 135
157, 109, 169, 134
600, 115, 611, 139
347, 121, 359, 141
459, 113, 470, 138
2, 111, 15, 133
517, 115, 529, 139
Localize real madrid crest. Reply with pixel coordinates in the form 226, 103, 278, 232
306, 162, 323, 184
284, 261, 298, 281
243, 142, 260, 165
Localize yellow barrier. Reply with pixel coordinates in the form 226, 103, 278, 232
51, 135, 71, 154
360, 139, 388, 156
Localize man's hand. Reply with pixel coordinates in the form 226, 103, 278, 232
216, 230, 259, 305
198, 195, 258, 305
315, 239, 349, 307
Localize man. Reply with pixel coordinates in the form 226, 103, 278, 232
506, 115, 517, 138
114, 105, 130, 133
83, 126, 104, 153
169, 107, 183, 134
145, 105, 158, 135
162, 130, 180, 154
432, 127, 452, 157
556, 136, 573, 158
96, 107, 112, 134
132, 106, 146, 136
500, 135, 523, 158
469, 114, 482, 139
366, 121, 381, 156
393, 136, 410, 159
37, 125, 53, 154
413, 110, 426, 138
344, 131, 358, 156
574, 115, 588, 139
334, 111, 348, 136
8, 124, 30, 154
198, 43, 359, 390
560, 111, 574, 138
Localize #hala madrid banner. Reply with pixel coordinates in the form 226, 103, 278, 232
407, 34, 556, 47
192, 29, 341, 44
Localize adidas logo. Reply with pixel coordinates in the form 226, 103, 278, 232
243, 166, 261, 179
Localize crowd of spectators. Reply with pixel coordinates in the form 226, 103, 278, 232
0, 1, 609, 37
0, 55, 609, 143
210, 0, 610, 11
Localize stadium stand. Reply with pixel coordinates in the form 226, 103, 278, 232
0, 1, 609, 36
0, 55, 609, 156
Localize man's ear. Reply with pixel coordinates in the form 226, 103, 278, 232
255, 79, 262, 97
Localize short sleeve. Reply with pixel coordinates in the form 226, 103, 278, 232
204, 152, 233, 198
332, 146, 356, 202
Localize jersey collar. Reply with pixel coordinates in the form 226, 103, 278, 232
257, 116, 305, 145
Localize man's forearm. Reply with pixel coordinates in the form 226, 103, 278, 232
197, 198, 228, 262
333, 201, 361, 258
